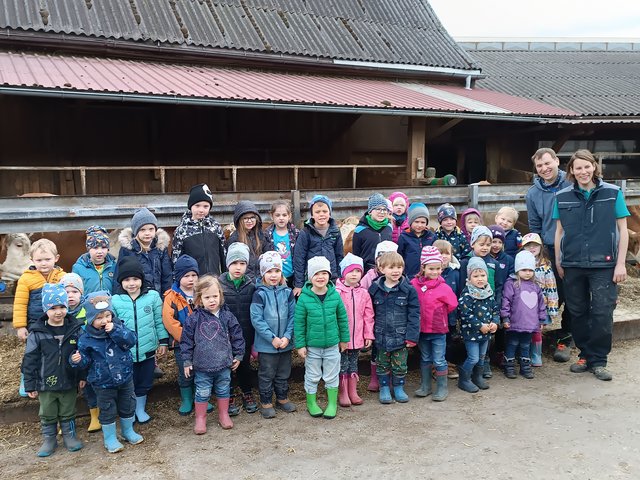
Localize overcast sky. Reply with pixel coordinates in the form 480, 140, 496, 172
429, 0, 640, 38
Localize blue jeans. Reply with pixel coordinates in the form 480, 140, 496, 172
563, 267, 617, 368
462, 339, 489, 372
304, 345, 340, 394
418, 333, 448, 374
505, 331, 533, 359
194, 369, 231, 403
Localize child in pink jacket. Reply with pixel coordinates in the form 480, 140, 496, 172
389, 191, 410, 243
411, 246, 458, 402
335, 253, 374, 407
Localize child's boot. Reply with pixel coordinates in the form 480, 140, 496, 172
101, 422, 124, 453
120, 416, 144, 444
323, 387, 339, 419
88, 407, 101, 432
415, 363, 432, 397
392, 376, 409, 403
60, 419, 83, 452
378, 374, 392, 404
432, 374, 448, 402
472, 365, 490, 390
347, 373, 363, 405
306, 393, 323, 417
503, 357, 517, 379
520, 357, 535, 379
19, 373, 28, 398
457, 367, 479, 393
368, 362, 380, 392
482, 355, 493, 378
37, 422, 58, 457
193, 402, 208, 434
531, 334, 543, 367
178, 387, 194, 416
227, 392, 240, 417
134, 395, 151, 423
217, 398, 234, 429
338, 374, 351, 407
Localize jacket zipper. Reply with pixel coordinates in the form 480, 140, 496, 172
273, 289, 281, 338
132, 297, 140, 363
351, 289, 356, 350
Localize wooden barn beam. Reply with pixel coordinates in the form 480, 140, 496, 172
407, 117, 427, 184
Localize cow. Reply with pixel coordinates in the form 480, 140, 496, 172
0, 233, 32, 282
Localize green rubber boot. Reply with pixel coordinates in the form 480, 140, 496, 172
323, 387, 339, 419
306, 393, 323, 418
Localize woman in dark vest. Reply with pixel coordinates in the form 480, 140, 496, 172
553, 149, 629, 381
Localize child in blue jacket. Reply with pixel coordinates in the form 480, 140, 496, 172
72, 226, 117, 294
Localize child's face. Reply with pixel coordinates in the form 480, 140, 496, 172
524, 243, 541, 258
65, 286, 82, 308
518, 269, 535, 281
439, 250, 451, 268
380, 264, 404, 283
440, 217, 457, 232
88, 246, 108, 265
311, 271, 330, 289
271, 206, 291, 229
191, 201, 211, 220
121, 277, 143, 296
464, 214, 480, 233
472, 236, 492, 257
422, 262, 442, 280
241, 213, 258, 231
201, 285, 221, 312
136, 224, 157, 245
46, 305, 68, 324
392, 198, 407, 216
411, 218, 428, 234
370, 206, 389, 222
490, 238, 504, 255
264, 268, 282, 286
179, 271, 198, 292
92, 311, 113, 329
32, 249, 59, 275
469, 269, 488, 288
228, 261, 247, 280
495, 213, 515, 231
344, 268, 363, 287
311, 202, 330, 228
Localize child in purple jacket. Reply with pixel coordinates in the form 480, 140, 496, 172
500, 251, 547, 380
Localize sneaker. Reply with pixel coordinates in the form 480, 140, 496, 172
260, 404, 276, 419
228, 397, 241, 417
553, 343, 571, 363
591, 366, 613, 381
242, 393, 258, 414
570, 358, 588, 373
447, 364, 459, 379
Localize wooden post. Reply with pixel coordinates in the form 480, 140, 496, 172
406, 117, 427, 184
291, 190, 301, 227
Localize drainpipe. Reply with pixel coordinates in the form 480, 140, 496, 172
465, 75, 472, 90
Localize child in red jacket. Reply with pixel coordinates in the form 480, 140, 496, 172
410, 246, 458, 402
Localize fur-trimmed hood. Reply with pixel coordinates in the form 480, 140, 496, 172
118, 227, 171, 252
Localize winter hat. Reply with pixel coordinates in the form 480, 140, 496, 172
375, 240, 398, 258
408, 202, 430, 226
515, 250, 536, 273
60, 273, 84, 295
470, 225, 493, 246
83, 291, 114, 325
226, 242, 250, 268
467, 256, 488, 275
309, 194, 332, 214
307, 256, 331, 280
116, 256, 144, 284
389, 192, 409, 206
174, 255, 199, 284
41, 283, 68, 311
260, 251, 283, 277
86, 231, 110, 250
233, 200, 260, 228
437, 203, 457, 223
85, 225, 108, 237
188, 183, 213, 209
340, 253, 364, 277
131, 207, 158, 236
522, 233, 543, 246
367, 193, 388, 213
488, 225, 505, 243
420, 246, 443, 265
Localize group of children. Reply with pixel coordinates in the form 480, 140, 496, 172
15, 185, 560, 458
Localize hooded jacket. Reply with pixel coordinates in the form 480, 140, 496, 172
116, 228, 173, 295
352, 213, 393, 272
410, 275, 458, 334
72, 253, 117, 295
250, 280, 296, 353
500, 277, 547, 333
294, 282, 350, 349
72, 317, 136, 389
22, 314, 84, 392
226, 201, 268, 279
525, 169, 571, 247
335, 278, 375, 350
171, 211, 226, 276
397, 229, 437, 278
162, 284, 194, 347
13, 266, 66, 330
460, 208, 482, 243
292, 218, 344, 288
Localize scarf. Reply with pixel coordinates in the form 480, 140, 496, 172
465, 282, 494, 300
366, 214, 389, 231
392, 213, 407, 224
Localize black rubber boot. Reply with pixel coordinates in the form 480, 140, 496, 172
472, 365, 490, 390
457, 367, 479, 393
503, 357, 517, 379
520, 357, 534, 379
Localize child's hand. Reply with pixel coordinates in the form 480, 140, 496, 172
280, 337, 289, 349
364, 339, 372, 349
480, 324, 490, 334
71, 351, 82, 364
104, 322, 114, 333
405, 340, 417, 348
79, 380, 86, 389
231, 359, 240, 371
293, 287, 302, 297
157, 346, 167, 358
297, 347, 307, 359
184, 366, 193, 378
272, 337, 283, 349
503, 322, 510, 329
27, 391, 38, 399
339, 342, 349, 352
489, 323, 498, 334
16, 327, 28, 341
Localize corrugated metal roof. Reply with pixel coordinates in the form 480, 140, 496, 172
0, 50, 575, 117
0, 0, 477, 69
466, 49, 640, 116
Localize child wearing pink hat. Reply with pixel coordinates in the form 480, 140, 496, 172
389, 192, 410, 243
